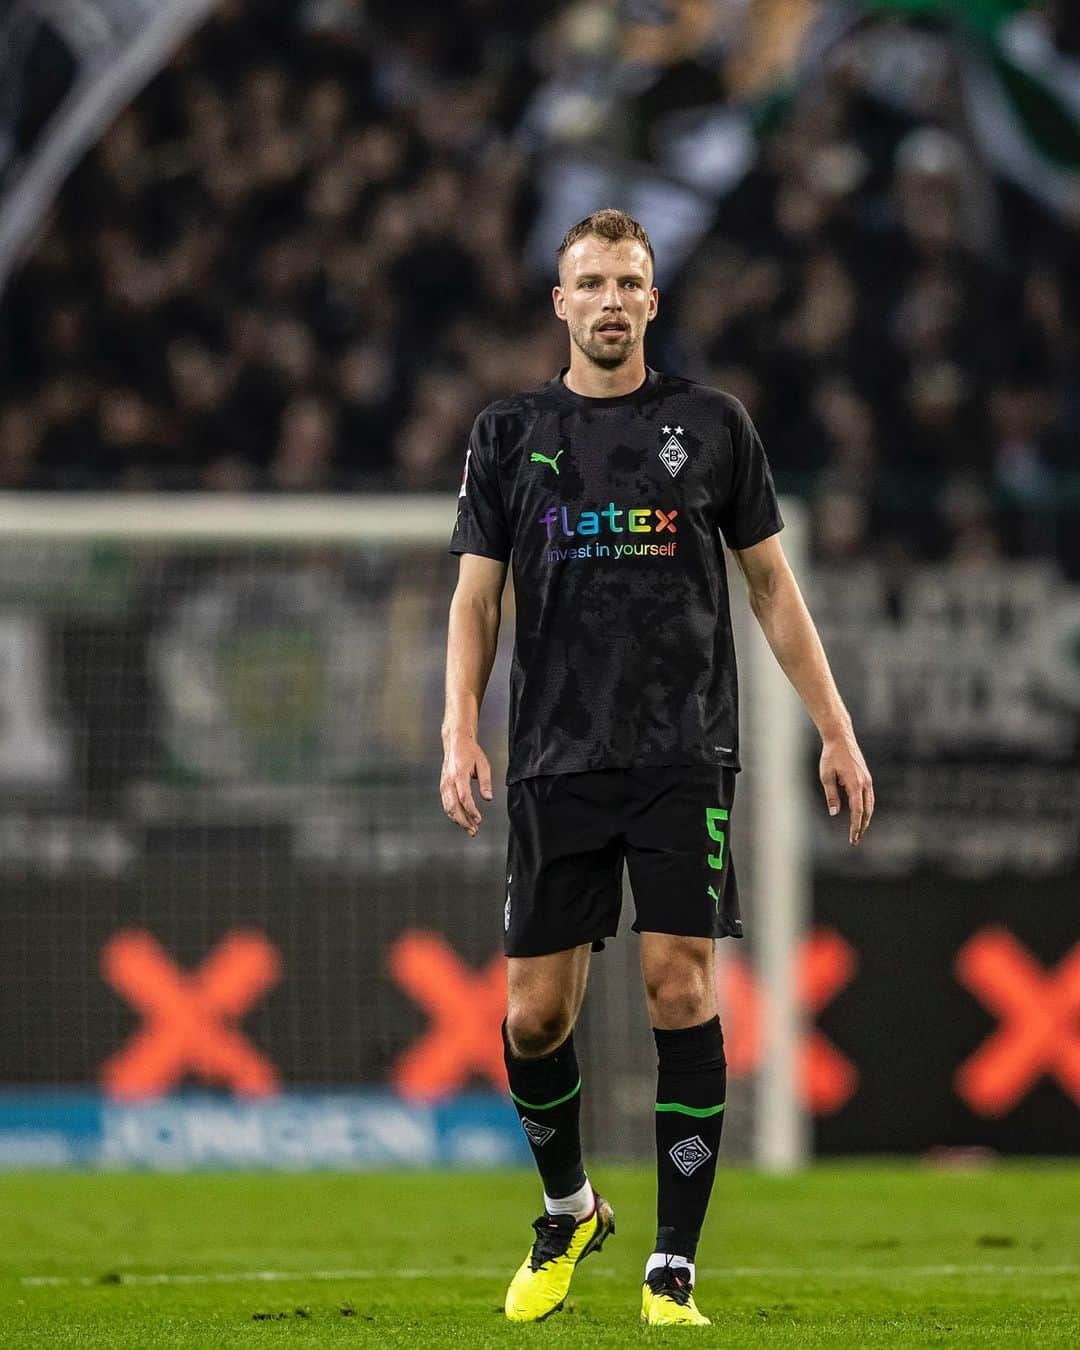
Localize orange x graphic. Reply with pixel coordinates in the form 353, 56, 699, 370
718, 953, 763, 1079
955, 928, 1080, 1116
101, 929, 282, 1100
798, 929, 859, 1115
718, 928, 858, 1114
388, 931, 507, 1101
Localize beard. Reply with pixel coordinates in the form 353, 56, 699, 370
569, 320, 639, 370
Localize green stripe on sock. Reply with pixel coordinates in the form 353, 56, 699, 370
508, 1078, 582, 1111
655, 1100, 726, 1118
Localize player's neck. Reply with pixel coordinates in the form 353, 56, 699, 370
563, 352, 648, 400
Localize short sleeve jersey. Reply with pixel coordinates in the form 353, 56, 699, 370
450, 368, 783, 784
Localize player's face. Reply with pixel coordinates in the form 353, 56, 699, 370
553, 237, 658, 370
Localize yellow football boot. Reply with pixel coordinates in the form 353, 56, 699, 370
641, 1265, 711, 1326
503, 1194, 615, 1322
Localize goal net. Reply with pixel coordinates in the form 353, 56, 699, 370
0, 493, 808, 1170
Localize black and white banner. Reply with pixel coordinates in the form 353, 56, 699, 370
0, 0, 215, 291
808, 561, 1080, 881
0, 537, 1074, 1153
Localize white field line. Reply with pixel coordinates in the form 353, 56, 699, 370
19, 1264, 1080, 1288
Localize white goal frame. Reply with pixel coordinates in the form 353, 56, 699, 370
737, 498, 811, 1170
0, 491, 810, 1170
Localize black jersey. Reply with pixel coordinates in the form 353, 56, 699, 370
450, 367, 783, 784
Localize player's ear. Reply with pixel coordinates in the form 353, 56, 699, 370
648, 286, 659, 321
552, 285, 567, 320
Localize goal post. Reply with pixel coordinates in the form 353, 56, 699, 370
0, 492, 809, 1171
738, 498, 811, 1171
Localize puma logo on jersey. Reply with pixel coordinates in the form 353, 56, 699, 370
530, 449, 565, 474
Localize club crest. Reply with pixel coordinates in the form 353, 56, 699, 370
522, 1117, 556, 1147
659, 425, 688, 477
669, 1134, 712, 1176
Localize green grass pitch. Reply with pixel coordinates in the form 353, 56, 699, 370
1, 1164, 1077, 1347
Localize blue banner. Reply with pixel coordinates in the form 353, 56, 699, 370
0, 1091, 529, 1171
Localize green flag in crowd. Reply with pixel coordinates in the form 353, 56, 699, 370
858, 1, 1025, 38
852, 1, 1080, 215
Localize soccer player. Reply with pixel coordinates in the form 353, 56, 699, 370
440, 209, 873, 1327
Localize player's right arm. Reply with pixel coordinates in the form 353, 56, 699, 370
441, 553, 507, 836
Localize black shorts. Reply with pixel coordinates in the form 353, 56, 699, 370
503, 765, 740, 958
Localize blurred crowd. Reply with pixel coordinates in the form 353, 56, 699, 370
654, 90, 1080, 566
0, 0, 1077, 566
0, 0, 562, 495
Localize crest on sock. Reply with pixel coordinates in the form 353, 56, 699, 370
669, 1134, 712, 1176
521, 1117, 556, 1147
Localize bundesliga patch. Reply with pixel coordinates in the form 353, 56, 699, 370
522, 1117, 556, 1147
669, 1134, 712, 1176
659, 425, 687, 477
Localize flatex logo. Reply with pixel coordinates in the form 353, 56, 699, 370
538, 502, 678, 540
669, 1135, 712, 1176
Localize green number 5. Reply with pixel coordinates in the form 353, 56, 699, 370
705, 807, 728, 870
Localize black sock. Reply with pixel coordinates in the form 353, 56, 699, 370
653, 1016, 727, 1261
503, 1022, 587, 1201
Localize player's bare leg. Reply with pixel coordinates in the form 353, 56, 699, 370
638, 933, 722, 1325
505, 944, 591, 1058
503, 944, 615, 1322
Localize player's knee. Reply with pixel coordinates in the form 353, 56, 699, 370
505, 1004, 573, 1059
645, 962, 714, 1029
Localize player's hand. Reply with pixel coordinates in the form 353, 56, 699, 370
820, 731, 874, 846
440, 733, 494, 837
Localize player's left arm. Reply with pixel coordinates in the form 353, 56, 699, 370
733, 533, 874, 845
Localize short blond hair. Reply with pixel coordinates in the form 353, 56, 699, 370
556, 209, 655, 275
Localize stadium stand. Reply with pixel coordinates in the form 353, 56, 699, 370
0, 0, 1077, 569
